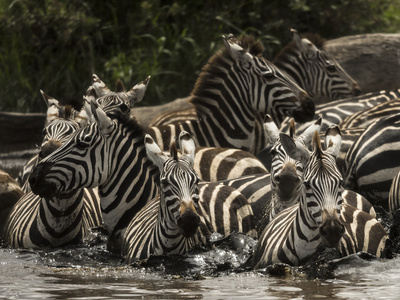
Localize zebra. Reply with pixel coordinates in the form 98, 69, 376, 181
3, 93, 103, 249
18, 90, 88, 192
88, 73, 269, 182
150, 29, 359, 128
273, 29, 360, 105
0, 168, 24, 238
280, 89, 400, 135
122, 132, 256, 263
147, 34, 315, 155
28, 101, 261, 254
343, 113, 400, 208
253, 126, 387, 268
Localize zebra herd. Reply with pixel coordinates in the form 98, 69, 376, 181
1, 30, 399, 271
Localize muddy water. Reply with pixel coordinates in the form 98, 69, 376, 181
1, 152, 400, 299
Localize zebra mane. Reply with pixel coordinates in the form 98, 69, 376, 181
59, 105, 73, 120
273, 32, 326, 63
111, 109, 146, 141
170, 142, 178, 161
191, 35, 263, 103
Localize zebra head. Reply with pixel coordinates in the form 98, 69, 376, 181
29, 102, 119, 199
85, 74, 150, 117
289, 29, 361, 102
280, 125, 345, 248
145, 131, 201, 238
39, 90, 88, 160
264, 114, 322, 215
217, 34, 315, 125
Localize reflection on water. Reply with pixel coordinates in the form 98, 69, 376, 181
1, 244, 400, 299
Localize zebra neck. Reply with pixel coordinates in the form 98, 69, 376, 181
39, 189, 85, 233
274, 49, 311, 97
98, 122, 160, 238
269, 192, 299, 221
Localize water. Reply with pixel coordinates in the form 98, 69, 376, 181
1, 152, 400, 299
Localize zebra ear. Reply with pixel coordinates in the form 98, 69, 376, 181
145, 134, 168, 169
324, 125, 342, 158
263, 114, 280, 144
223, 34, 245, 61
280, 132, 310, 164
291, 28, 318, 59
125, 76, 151, 107
92, 74, 111, 97
298, 116, 322, 146
90, 101, 114, 135
179, 131, 196, 165
84, 85, 96, 103
74, 106, 90, 128
41, 90, 60, 124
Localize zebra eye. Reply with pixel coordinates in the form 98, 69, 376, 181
161, 179, 170, 187
326, 64, 336, 71
76, 141, 88, 150
262, 71, 275, 79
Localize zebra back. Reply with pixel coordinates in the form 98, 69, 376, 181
280, 89, 400, 135
273, 29, 360, 104
344, 113, 400, 207
340, 98, 400, 129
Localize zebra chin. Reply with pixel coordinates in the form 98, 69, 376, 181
29, 162, 58, 199
177, 210, 201, 238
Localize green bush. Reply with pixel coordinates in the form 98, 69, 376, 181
0, 0, 399, 112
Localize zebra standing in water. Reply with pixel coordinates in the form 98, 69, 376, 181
147, 34, 315, 155
150, 29, 359, 127
28, 102, 258, 253
122, 132, 256, 263
253, 126, 387, 268
3, 92, 103, 249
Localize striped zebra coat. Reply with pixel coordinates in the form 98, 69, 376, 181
4, 92, 103, 249
90, 73, 269, 182
273, 29, 360, 105
253, 126, 387, 268
28, 102, 258, 254
343, 113, 400, 208
147, 34, 315, 155
150, 29, 358, 127
122, 132, 256, 263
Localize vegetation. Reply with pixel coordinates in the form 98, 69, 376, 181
0, 0, 399, 112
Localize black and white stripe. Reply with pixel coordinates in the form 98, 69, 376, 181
343, 113, 400, 207
122, 132, 256, 263
273, 29, 360, 104
147, 34, 315, 155
4, 92, 103, 249
253, 126, 387, 268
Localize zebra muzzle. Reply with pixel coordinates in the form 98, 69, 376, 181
319, 213, 345, 248
292, 94, 315, 123
29, 161, 58, 199
177, 201, 201, 238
